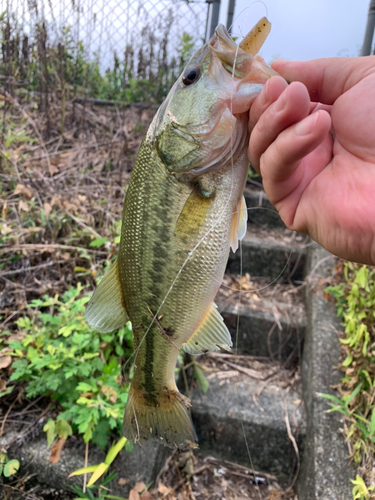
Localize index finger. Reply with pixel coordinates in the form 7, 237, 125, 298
272, 57, 375, 105
248, 76, 288, 132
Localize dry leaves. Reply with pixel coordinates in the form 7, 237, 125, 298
19, 200, 30, 212
157, 483, 174, 498
49, 437, 67, 464
14, 184, 33, 200
129, 482, 154, 500
43, 202, 52, 216
1, 223, 11, 235
50, 195, 82, 214
127, 482, 176, 500
0, 356, 12, 369
118, 477, 129, 486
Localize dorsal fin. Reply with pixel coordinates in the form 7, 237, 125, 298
182, 303, 232, 355
85, 259, 128, 333
230, 194, 248, 253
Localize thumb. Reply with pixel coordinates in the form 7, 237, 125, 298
272, 57, 375, 105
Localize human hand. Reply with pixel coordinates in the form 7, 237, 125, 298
248, 57, 375, 265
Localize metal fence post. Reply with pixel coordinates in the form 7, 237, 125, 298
207, 0, 221, 38
361, 0, 375, 55
226, 0, 235, 33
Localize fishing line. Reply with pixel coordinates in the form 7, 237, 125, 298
235, 237, 262, 500
216, 250, 293, 294
228, 1, 269, 35
209, 205, 295, 292
228, 29, 262, 500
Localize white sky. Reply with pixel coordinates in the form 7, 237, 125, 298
217, 0, 371, 61
3, 0, 372, 68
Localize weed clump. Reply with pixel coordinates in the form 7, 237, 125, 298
0, 8, 196, 106
6, 283, 133, 449
326, 263, 375, 498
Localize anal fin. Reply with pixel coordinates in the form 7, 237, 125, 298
230, 194, 248, 253
85, 259, 128, 333
182, 303, 232, 355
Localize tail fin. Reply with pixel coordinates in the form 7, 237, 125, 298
123, 386, 198, 450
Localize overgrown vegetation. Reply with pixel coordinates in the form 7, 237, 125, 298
6, 284, 133, 449
326, 263, 375, 499
1, 8, 196, 106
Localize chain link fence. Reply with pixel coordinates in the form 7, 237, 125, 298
0, 0, 210, 103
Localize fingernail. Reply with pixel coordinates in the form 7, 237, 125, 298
275, 87, 288, 111
258, 81, 269, 106
295, 112, 319, 136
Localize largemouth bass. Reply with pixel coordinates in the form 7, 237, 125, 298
86, 19, 278, 449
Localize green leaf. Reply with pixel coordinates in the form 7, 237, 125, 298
55, 419, 73, 439
69, 464, 99, 477
3, 459, 20, 477
354, 266, 368, 289
43, 418, 56, 446
89, 237, 108, 248
346, 383, 363, 407
370, 409, 375, 435
320, 393, 344, 406
0, 386, 14, 399
92, 420, 111, 450
193, 364, 209, 394
342, 353, 353, 367
4, 281, 131, 449
105, 437, 127, 465
77, 382, 94, 392
69, 485, 89, 498
87, 462, 109, 486
83, 426, 93, 443
104, 495, 128, 500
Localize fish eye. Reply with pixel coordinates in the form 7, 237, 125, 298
182, 67, 201, 86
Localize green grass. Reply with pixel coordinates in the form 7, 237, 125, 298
325, 263, 375, 498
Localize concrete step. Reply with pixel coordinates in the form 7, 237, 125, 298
217, 274, 305, 363
244, 186, 285, 229
191, 367, 305, 482
227, 226, 308, 282
219, 304, 304, 365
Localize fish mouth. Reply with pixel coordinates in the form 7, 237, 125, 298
209, 23, 278, 80
209, 25, 252, 79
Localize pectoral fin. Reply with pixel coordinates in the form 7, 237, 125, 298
85, 259, 128, 333
182, 303, 232, 355
230, 194, 248, 253
175, 184, 214, 242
